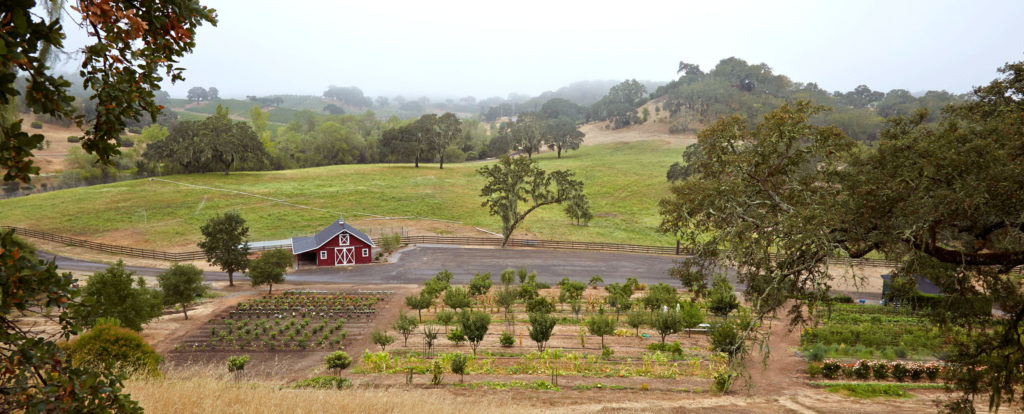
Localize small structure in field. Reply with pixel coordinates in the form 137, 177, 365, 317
291, 216, 375, 267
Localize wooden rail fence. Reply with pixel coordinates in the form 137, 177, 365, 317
3, 225, 928, 270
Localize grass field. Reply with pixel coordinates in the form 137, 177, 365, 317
0, 140, 686, 250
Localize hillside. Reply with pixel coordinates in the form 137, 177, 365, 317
0, 139, 687, 251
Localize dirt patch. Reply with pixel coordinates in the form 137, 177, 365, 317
579, 98, 696, 148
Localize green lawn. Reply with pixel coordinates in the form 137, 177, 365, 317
0, 140, 686, 250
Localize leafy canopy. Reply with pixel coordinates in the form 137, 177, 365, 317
248, 249, 292, 294
198, 211, 251, 286
73, 260, 163, 332
659, 60, 1024, 410
478, 155, 587, 246
158, 263, 207, 320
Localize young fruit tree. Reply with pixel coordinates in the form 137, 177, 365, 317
478, 155, 588, 246
198, 212, 251, 287
371, 330, 395, 351
405, 290, 433, 322
157, 263, 207, 320
528, 312, 556, 351
393, 313, 419, 346
450, 352, 469, 383
443, 286, 471, 311
651, 310, 684, 344
248, 249, 292, 295
459, 310, 491, 355
586, 310, 616, 349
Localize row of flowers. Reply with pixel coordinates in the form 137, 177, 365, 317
809, 359, 943, 382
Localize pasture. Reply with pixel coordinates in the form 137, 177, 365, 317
0, 140, 684, 250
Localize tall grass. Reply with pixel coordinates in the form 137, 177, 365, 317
125, 364, 523, 414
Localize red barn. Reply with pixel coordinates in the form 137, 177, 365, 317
291, 217, 375, 267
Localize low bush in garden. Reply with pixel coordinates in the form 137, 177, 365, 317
67, 135, 80, 143
891, 362, 908, 382
854, 360, 872, 380
821, 360, 842, 379
30, 121, 43, 129
806, 363, 822, 378
871, 361, 890, 380
499, 332, 515, 347
62, 319, 163, 378
227, 355, 250, 372
325, 351, 352, 371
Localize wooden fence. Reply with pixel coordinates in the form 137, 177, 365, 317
6, 225, 992, 272
0, 225, 286, 262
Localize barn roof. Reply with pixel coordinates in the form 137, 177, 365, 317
291, 218, 375, 254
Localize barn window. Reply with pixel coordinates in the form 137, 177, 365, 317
362, 248, 369, 257
320, 251, 327, 260
338, 233, 350, 245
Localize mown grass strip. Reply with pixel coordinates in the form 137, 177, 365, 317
810, 381, 945, 399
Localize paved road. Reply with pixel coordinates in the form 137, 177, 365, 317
42, 245, 684, 285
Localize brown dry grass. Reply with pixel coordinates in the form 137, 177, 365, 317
126, 365, 524, 414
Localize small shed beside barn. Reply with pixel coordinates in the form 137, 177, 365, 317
291, 217, 375, 267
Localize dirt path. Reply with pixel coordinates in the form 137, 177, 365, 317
344, 285, 418, 364
740, 316, 809, 397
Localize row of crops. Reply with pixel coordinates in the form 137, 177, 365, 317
801, 304, 946, 361
174, 290, 391, 352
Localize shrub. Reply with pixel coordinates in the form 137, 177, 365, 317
499, 331, 515, 347
842, 366, 856, 379
821, 360, 842, 379
30, 121, 43, 129
324, 351, 352, 371
227, 355, 250, 372
601, 346, 614, 359
872, 361, 891, 380
805, 343, 828, 362
908, 364, 925, 381
712, 370, 737, 393
647, 341, 684, 356
832, 293, 854, 304
854, 360, 872, 379
293, 376, 351, 389
893, 345, 909, 359
924, 364, 941, 381
67, 135, 80, 143
891, 362, 908, 382
62, 320, 162, 378
806, 363, 822, 378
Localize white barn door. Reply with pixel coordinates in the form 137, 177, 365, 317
335, 247, 354, 265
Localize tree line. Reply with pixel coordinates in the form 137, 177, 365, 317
655, 57, 967, 140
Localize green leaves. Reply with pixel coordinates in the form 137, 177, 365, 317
478, 155, 587, 246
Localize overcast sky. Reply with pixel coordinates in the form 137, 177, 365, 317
61, 0, 1024, 100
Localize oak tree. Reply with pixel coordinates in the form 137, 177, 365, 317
478, 155, 587, 246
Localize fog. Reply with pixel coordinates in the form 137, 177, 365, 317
58, 0, 1024, 99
